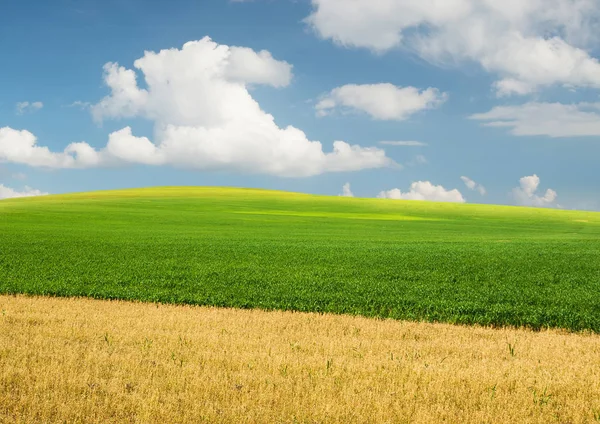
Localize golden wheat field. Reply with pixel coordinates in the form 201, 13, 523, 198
1, 295, 600, 423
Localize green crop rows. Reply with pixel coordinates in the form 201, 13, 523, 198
1, 187, 600, 332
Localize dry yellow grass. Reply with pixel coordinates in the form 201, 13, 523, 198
1, 295, 599, 423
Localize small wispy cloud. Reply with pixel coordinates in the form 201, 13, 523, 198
11, 172, 27, 181
469, 102, 600, 138
406, 154, 428, 167
67, 101, 91, 109
378, 181, 465, 203
512, 174, 559, 208
16, 101, 43, 115
316, 84, 447, 121
339, 182, 354, 197
460, 176, 486, 195
379, 141, 427, 147
0, 184, 48, 200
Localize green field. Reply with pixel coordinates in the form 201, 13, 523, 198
1, 187, 599, 332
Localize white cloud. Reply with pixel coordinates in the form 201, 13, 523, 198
0, 127, 102, 168
91, 38, 293, 125
339, 182, 354, 197
0, 37, 395, 177
470, 102, 600, 137
224, 46, 293, 88
316, 84, 447, 120
460, 176, 486, 195
16, 102, 43, 115
0, 184, 48, 200
512, 174, 559, 207
91, 37, 394, 176
105, 127, 163, 165
306, 0, 600, 95
379, 141, 428, 147
378, 181, 465, 203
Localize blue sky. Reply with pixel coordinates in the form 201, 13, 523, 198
1, 0, 599, 210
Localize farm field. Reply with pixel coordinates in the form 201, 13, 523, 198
1, 294, 600, 423
1, 186, 600, 331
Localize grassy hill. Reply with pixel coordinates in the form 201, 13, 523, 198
1, 186, 599, 331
